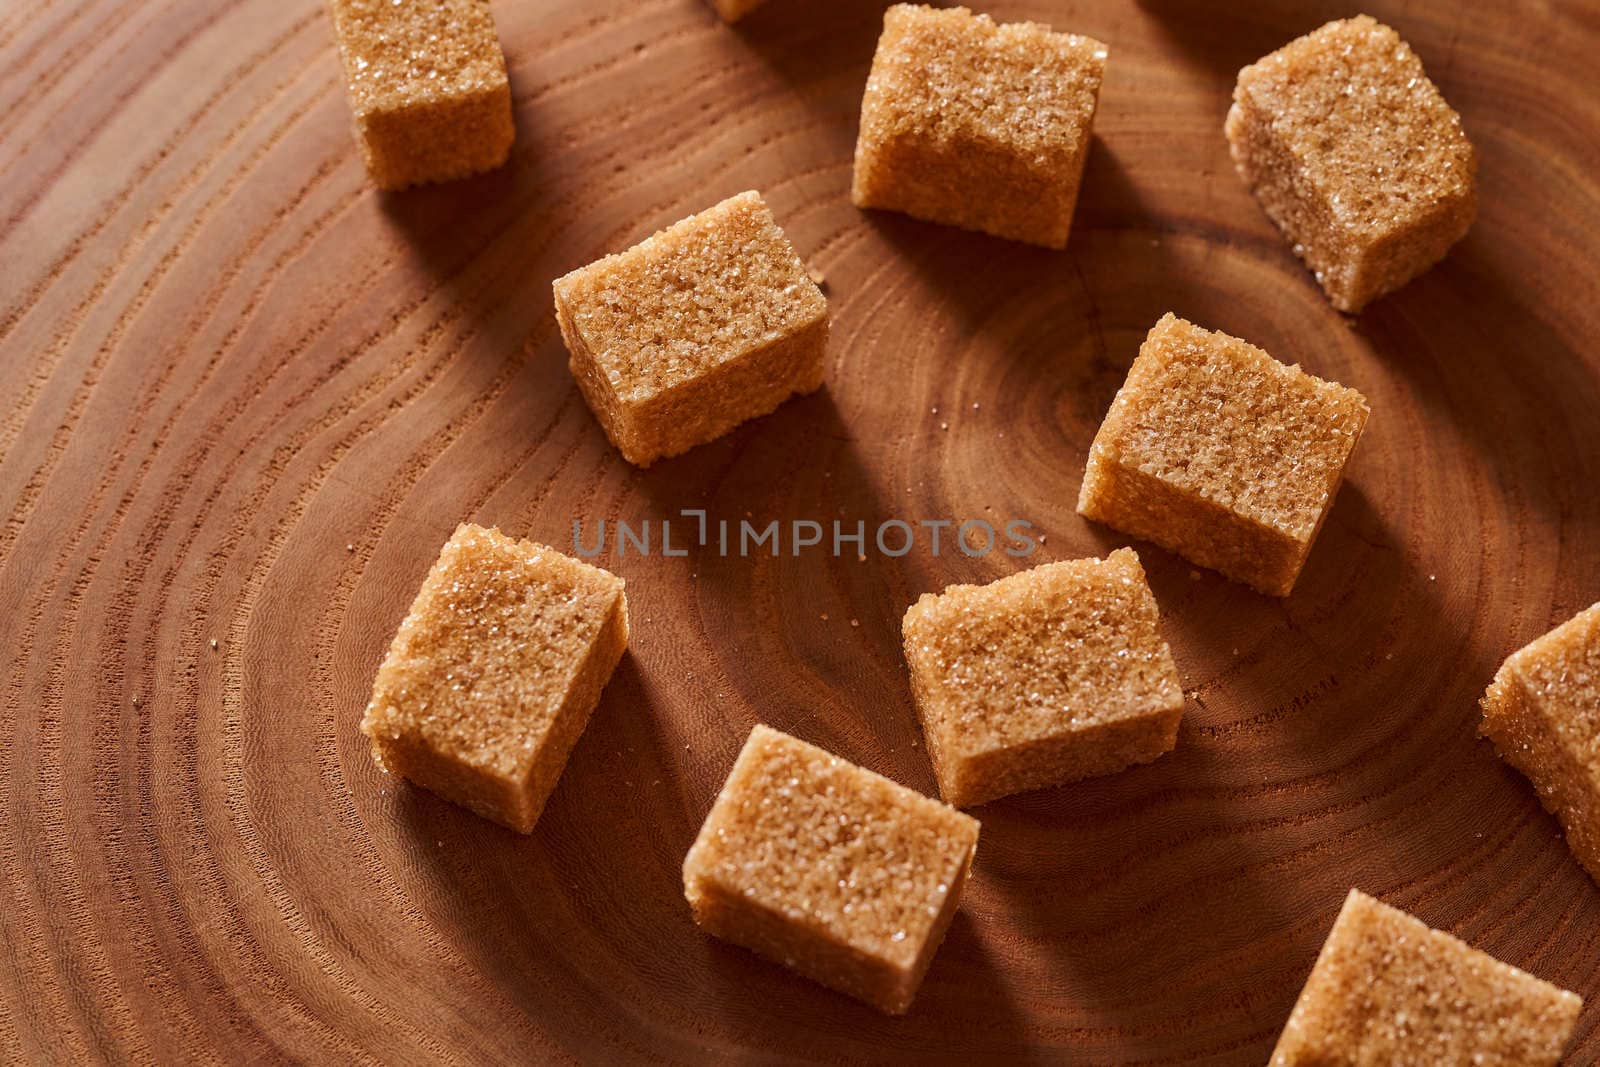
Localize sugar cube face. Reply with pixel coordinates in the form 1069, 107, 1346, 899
852, 4, 1107, 249
327, 0, 515, 191
1225, 16, 1477, 312
1077, 314, 1370, 597
360, 524, 628, 833
1481, 603, 1600, 884
554, 191, 829, 467
1271, 889, 1581, 1066
902, 548, 1183, 808
682, 725, 979, 1015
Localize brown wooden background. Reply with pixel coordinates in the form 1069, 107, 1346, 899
3, 0, 1599, 1062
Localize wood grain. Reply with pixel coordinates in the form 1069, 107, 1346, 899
3, 0, 1599, 1062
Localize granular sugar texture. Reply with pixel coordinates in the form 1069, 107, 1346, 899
360, 524, 628, 833
683, 725, 979, 1014
328, 0, 514, 189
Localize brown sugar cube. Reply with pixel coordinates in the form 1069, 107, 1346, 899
1481, 602, 1600, 884
851, 5, 1107, 249
360, 523, 627, 833
708, 0, 767, 21
1271, 889, 1581, 1066
901, 548, 1183, 808
682, 725, 979, 1015
1077, 314, 1370, 597
327, 0, 514, 191
553, 191, 828, 467
1226, 16, 1477, 312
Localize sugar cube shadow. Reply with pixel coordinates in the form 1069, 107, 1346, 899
855, 130, 1203, 365
619, 386, 889, 581
859, 208, 1074, 330
614, 387, 944, 776
1352, 236, 1600, 534
385, 652, 733, 1046
1132, 0, 1378, 77
365, 7, 1596, 1057
962, 480, 1511, 1061
724, 0, 893, 110
962, 721, 1310, 1064
690, 908, 1050, 1063
623, 387, 869, 513
373, 56, 548, 273
388, 650, 1052, 1061
364, 62, 560, 377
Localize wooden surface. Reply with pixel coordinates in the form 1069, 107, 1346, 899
3, 0, 1599, 1062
